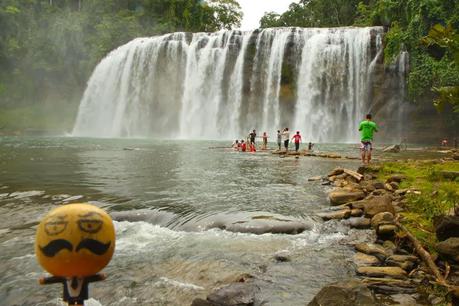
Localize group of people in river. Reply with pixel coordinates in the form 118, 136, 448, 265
232, 128, 314, 153
229, 113, 380, 165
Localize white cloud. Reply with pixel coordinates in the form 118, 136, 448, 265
237, 0, 300, 30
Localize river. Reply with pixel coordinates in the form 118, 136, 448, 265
0, 136, 376, 305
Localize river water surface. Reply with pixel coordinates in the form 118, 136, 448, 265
0, 137, 374, 305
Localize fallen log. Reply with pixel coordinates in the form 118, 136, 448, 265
343, 169, 364, 182
394, 218, 447, 286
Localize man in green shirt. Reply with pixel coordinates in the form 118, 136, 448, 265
359, 114, 378, 164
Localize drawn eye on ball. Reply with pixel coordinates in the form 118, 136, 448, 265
44, 215, 68, 236
78, 219, 103, 233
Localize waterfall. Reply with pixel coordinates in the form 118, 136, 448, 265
73, 26, 404, 142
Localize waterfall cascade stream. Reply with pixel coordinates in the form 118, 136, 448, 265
73, 27, 406, 142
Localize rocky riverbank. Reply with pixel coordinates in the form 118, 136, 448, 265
310, 160, 459, 305
191, 157, 459, 306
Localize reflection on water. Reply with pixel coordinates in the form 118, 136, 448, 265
0, 136, 370, 305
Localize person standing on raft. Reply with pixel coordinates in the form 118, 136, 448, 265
277, 130, 282, 150
282, 128, 290, 152
262, 132, 268, 150
359, 113, 378, 164
292, 131, 302, 152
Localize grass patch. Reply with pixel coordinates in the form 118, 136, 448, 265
377, 161, 459, 249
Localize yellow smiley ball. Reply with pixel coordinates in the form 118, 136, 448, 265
35, 203, 115, 277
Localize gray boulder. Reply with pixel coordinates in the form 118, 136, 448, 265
363, 195, 395, 218
192, 282, 263, 306
436, 237, 459, 261
308, 279, 376, 306
435, 215, 459, 241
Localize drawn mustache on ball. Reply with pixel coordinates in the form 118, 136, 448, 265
40, 239, 111, 257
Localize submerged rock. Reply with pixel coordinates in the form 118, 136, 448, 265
191, 282, 263, 306
307, 279, 376, 306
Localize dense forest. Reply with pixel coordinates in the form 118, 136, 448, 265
0, 0, 242, 132
261, 0, 459, 137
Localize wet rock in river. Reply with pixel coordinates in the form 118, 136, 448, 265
318, 209, 351, 221
273, 250, 291, 262
307, 279, 376, 306
191, 282, 263, 306
349, 218, 371, 229
224, 218, 309, 235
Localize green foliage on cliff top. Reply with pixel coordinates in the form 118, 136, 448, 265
260, 0, 459, 117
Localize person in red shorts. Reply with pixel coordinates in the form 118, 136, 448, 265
291, 131, 302, 152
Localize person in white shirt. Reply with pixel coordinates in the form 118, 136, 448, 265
282, 128, 290, 151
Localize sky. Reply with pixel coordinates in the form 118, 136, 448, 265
237, 0, 300, 30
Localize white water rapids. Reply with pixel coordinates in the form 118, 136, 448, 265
73, 27, 405, 142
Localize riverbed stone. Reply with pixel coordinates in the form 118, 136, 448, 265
357, 266, 407, 279
371, 212, 395, 229
362, 195, 395, 218
351, 208, 363, 217
192, 282, 263, 306
355, 243, 388, 258
435, 237, 459, 261
353, 252, 381, 266
307, 279, 376, 306
388, 255, 417, 262
329, 190, 366, 205
308, 176, 323, 181
318, 209, 351, 221
362, 278, 417, 295
349, 218, 371, 229
377, 224, 397, 239
435, 215, 459, 241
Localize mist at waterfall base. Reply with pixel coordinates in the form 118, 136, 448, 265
72, 27, 407, 142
